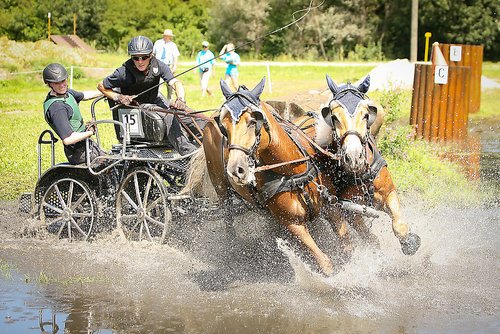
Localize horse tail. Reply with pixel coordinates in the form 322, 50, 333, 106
179, 148, 218, 201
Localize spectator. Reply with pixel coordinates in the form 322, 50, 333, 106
196, 41, 215, 97
219, 43, 240, 91
42, 63, 104, 165
97, 36, 198, 156
153, 29, 180, 102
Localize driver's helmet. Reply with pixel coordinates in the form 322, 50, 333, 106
128, 36, 153, 56
43, 63, 68, 84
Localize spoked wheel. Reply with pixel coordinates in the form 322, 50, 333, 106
116, 167, 172, 243
40, 178, 96, 241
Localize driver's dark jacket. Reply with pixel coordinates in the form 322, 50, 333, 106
102, 57, 174, 104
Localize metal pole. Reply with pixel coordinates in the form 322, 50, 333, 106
70, 66, 73, 89
410, 0, 418, 62
424, 32, 432, 62
73, 14, 76, 35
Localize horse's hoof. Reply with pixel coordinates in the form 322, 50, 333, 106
400, 233, 421, 255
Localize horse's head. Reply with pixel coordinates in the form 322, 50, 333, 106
318, 74, 381, 174
218, 78, 268, 186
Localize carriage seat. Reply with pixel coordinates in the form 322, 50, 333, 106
112, 105, 171, 146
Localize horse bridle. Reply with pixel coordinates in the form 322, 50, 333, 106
217, 91, 270, 158
325, 87, 370, 144
323, 87, 371, 168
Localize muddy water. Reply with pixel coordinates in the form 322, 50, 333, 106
1, 135, 499, 333
1, 195, 499, 333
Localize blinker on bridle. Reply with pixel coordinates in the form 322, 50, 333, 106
322, 85, 370, 146
218, 91, 270, 156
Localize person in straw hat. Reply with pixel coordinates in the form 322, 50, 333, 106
153, 29, 180, 102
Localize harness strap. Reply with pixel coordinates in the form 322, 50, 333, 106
268, 107, 341, 161
255, 156, 310, 172
254, 159, 319, 204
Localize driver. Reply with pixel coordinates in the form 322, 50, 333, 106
42, 63, 104, 164
97, 36, 198, 156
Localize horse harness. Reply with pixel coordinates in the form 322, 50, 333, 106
217, 90, 321, 214
320, 84, 386, 206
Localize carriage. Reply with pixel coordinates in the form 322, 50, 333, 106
18, 96, 215, 243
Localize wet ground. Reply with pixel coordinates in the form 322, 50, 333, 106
0, 195, 498, 333
1, 115, 499, 333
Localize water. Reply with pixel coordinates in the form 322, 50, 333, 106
1, 197, 498, 333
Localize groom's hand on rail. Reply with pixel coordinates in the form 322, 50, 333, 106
173, 98, 186, 111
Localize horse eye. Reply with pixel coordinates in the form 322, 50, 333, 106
363, 113, 369, 121
248, 119, 257, 127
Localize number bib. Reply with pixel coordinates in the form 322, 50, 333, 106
118, 109, 144, 138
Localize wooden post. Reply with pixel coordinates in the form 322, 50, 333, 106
437, 72, 449, 142
422, 65, 433, 140
411, 0, 419, 62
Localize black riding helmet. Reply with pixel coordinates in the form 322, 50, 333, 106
43, 63, 68, 84
128, 36, 153, 56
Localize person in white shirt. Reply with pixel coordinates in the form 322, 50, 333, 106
153, 29, 180, 102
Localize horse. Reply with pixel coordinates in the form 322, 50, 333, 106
191, 78, 346, 276
311, 74, 421, 255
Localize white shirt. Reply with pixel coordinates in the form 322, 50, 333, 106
153, 39, 180, 67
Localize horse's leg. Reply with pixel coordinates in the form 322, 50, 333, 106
270, 194, 334, 276
324, 206, 353, 259
202, 122, 236, 235
286, 222, 333, 276
347, 213, 380, 248
374, 167, 421, 255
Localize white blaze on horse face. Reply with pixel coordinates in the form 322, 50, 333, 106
224, 112, 257, 186
333, 105, 369, 173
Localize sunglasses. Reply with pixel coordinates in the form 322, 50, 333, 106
203, 46, 208, 48
132, 54, 151, 61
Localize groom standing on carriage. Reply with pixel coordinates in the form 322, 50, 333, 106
97, 36, 202, 156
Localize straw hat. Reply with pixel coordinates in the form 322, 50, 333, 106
163, 29, 175, 37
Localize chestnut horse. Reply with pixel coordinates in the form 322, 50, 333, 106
199, 78, 343, 276
312, 74, 421, 255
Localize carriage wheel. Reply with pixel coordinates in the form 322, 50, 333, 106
116, 167, 172, 243
40, 178, 96, 241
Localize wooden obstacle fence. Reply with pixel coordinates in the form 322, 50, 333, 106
439, 44, 483, 113
410, 43, 483, 142
410, 64, 471, 142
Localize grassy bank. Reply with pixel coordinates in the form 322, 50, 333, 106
0, 41, 498, 204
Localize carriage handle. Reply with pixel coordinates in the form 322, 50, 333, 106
85, 119, 129, 176
37, 130, 59, 180
90, 95, 108, 147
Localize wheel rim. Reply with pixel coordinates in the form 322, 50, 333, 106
41, 178, 95, 241
116, 168, 171, 243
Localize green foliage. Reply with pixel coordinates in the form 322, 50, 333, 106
0, 0, 498, 60
347, 42, 385, 62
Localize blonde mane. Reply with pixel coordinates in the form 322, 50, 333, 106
314, 106, 334, 147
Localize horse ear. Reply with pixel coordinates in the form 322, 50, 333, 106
220, 79, 233, 99
357, 75, 370, 93
251, 77, 266, 98
366, 100, 379, 127
321, 105, 333, 127
326, 74, 339, 94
